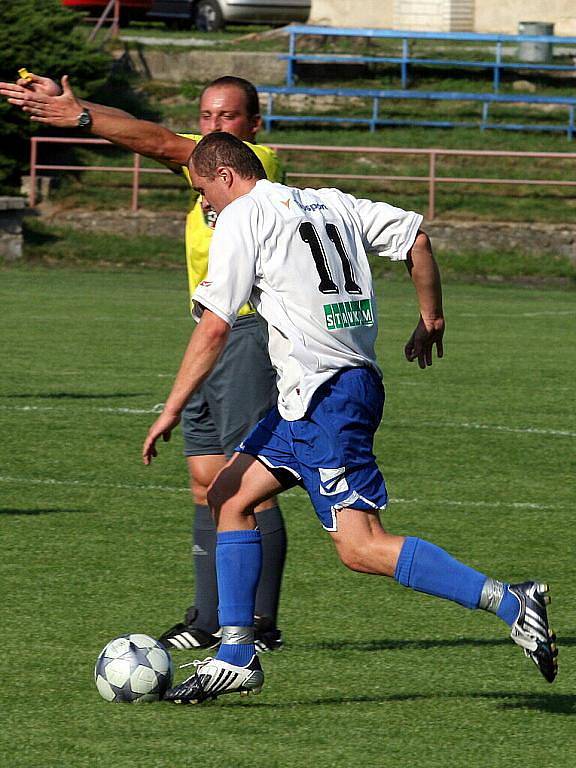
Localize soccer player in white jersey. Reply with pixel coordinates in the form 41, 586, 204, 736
145, 132, 556, 703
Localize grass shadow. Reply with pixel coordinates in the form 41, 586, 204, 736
0, 507, 89, 516
474, 691, 576, 715
297, 635, 576, 653
236, 690, 575, 715
2, 392, 149, 400
297, 636, 509, 652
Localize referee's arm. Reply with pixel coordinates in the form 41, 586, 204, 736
3, 74, 195, 169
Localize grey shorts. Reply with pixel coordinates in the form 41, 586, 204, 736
181, 313, 278, 458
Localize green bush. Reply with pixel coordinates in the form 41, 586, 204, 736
0, 0, 110, 191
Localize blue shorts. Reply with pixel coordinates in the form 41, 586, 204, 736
237, 367, 388, 531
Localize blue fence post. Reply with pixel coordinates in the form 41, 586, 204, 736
481, 102, 489, 130
569, 106, 575, 141
493, 41, 502, 93
370, 97, 379, 132
401, 38, 409, 89
287, 30, 296, 86
264, 92, 274, 132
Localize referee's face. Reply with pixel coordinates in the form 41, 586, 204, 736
199, 85, 261, 142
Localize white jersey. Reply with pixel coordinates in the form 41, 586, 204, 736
193, 179, 422, 420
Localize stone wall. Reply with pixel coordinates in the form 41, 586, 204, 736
393, 0, 474, 33
0, 197, 28, 262
43, 208, 576, 264
41, 208, 186, 240
425, 220, 576, 262
125, 48, 287, 86
475, 1, 576, 35
310, 0, 394, 28
309, 0, 575, 34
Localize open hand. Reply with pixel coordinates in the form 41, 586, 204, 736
0, 72, 61, 101
1, 75, 83, 127
142, 409, 181, 466
404, 315, 445, 369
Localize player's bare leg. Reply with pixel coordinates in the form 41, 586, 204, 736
164, 455, 282, 704
329, 507, 404, 575
160, 452, 285, 652
329, 507, 557, 682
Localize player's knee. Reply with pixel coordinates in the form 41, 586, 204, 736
206, 480, 240, 517
206, 481, 225, 516
190, 479, 209, 506
336, 542, 369, 573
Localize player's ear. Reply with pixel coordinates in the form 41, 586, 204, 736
250, 113, 262, 136
217, 166, 233, 186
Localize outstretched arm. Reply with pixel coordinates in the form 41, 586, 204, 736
404, 230, 445, 369
142, 309, 231, 465
1, 71, 135, 118
0, 74, 195, 168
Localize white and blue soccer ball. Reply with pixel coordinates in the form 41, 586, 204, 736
94, 633, 173, 703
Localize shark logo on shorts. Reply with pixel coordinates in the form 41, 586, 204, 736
319, 467, 348, 496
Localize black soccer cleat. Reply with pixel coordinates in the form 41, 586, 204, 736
508, 581, 558, 683
254, 615, 283, 653
159, 622, 221, 651
163, 655, 264, 704
159, 606, 221, 651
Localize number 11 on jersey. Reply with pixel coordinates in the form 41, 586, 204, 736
299, 222, 362, 295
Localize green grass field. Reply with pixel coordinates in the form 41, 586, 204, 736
1, 268, 574, 767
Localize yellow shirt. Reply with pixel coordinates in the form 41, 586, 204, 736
178, 133, 283, 316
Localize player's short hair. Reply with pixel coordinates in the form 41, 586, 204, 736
191, 132, 267, 180
202, 76, 260, 118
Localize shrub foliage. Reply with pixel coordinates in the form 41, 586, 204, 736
0, 0, 110, 190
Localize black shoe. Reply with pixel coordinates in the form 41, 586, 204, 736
164, 655, 264, 704
254, 615, 283, 653
159, 607, 221, 651
508, 582, 558, 683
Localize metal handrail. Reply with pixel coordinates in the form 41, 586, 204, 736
28, 136, 576, 220
88, 0, 120, 42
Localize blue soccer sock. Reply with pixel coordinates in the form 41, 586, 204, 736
215, 529, 261, 667
394, 536, 487, 609
495, 585, 519, 626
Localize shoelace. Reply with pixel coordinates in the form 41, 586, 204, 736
173, 657, 217, 698
179, 656, 215, 671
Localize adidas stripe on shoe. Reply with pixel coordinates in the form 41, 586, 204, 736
508, 581, 558, 683
159, 622, 221, 651
163, 655, 264, 704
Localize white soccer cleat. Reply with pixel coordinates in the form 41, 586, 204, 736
163, 655, 264, 704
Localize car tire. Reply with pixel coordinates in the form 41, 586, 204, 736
195, 0, 224, 32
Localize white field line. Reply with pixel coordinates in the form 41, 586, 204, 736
460, 310, 575, 318
2, 404, 573, 438
0, 404, 165, 415
0, 474, 561, 511
398, 420, 576, 438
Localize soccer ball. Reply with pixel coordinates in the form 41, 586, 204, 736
94, 633, 173, 703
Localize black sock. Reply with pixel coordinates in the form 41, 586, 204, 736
254, 505, 287, 627
191, 503, 219, 634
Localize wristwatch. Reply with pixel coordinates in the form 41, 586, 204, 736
76, 109, 92, 129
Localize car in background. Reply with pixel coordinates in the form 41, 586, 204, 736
61, 0, 153, 21
147, 0, 311, 32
